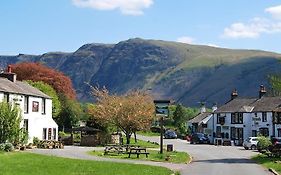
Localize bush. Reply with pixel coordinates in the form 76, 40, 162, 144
257, 136, 272, 151
33, 137, 40, 146
0, 143, 14, 152
0, 143, 5, 151
4, 143, 14, 152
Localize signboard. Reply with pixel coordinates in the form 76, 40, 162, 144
154, 100, 170, 117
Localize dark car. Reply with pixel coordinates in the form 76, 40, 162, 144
164, 130, 177, 139
190, 133, 210, 144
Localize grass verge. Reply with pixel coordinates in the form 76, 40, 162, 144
252, 154, 281, 174
0, 152, 172, 175
89, 149, 190, 164
128, 138, 159, 148
137, 131, 160, 137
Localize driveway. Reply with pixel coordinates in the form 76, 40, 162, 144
138, 135, 270, 175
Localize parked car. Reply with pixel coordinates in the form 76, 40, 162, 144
243, 137, 258, 150
271, 137, 281, 146
190, 133, 210, 144
164, 130, 177, 139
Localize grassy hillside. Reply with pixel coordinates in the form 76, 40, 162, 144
0, 38, 280, 106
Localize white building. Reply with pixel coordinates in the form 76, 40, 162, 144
0, 66, 58, 143
213, 86, 281, 145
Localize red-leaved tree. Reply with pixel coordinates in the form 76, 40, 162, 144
10, 62, 76, 99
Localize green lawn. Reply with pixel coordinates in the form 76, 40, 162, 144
252, 154, 281, 174
0, 152, 172, 175
128, 138, 159, 148
89, 149, 190, 164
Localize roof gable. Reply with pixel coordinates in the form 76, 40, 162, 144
0, 78, 50, 99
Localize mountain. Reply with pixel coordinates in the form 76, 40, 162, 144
1, 38, 281, 107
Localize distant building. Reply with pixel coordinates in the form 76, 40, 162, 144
188, 104, 216, 142
0, 65, 58, 143
213, 85, 281, 145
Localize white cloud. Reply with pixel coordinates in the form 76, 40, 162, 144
177, 36, 195, 44
222, 17, 281, 39
72, 0, 153, 15
265, 5, 281, 20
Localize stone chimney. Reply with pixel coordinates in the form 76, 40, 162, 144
259, 85, 266, 98
212, 103, 217, 112
200, 102, 206, 114
0, 65, 17, 82
231, 89, 238, 100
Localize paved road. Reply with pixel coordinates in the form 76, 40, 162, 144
29, 146, 186, 172
30, 136, 271, 175
138, 135, 270, 175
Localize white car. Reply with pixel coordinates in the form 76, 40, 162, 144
243, 137, 258, 150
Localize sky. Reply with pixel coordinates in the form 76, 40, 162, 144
1, 0, 281, 55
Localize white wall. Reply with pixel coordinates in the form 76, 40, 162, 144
0, 92, 58, 143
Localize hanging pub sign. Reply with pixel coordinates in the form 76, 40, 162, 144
153, 100, 170, 117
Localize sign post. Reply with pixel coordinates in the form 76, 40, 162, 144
153, 100, 170, 154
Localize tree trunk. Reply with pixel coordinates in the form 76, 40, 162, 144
134, 132, 137, 143
126, 133, 131, 145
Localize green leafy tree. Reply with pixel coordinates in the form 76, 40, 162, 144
269, 75, 281, 96
57, 95, 82, 130
26, 80, 61, 118
173, 104, 186, 128
0, 102, 22, 144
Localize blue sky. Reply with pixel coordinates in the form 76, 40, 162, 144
1, 0, 281, 55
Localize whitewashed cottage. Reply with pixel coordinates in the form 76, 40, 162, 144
0, 66, 58, 143
213, 86, 281, 145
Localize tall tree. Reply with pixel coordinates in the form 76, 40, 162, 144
269, 75, 281, 96
26, 80, 61, 118
90, 88, 154, 144
10, 62, 76, 99
0, 102, 22, 144
57, 95, 82, 130
173, 104, 186, 128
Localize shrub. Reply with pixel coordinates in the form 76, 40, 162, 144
33, 137, 40, 146
4, 143, 14, 152
0, 143, 14, 152
257, 136, 272, 151
0, 143, 5, 151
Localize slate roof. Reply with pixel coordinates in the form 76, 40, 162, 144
216, 96, 281, 113
252, 97, 281, 112
0, 77, 50, 99
188, 112, 212, 124
215, 98, 257, 113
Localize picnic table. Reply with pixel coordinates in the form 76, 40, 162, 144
104, 144, 126, 155
128, 146, 149, 158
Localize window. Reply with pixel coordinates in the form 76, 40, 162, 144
48, 128, 52, 140
278, 129, 281, 137
262, 112, 267, 122
252, 130, 257, 137
216, 126, 221, 138
41, 98, 46, 114
32, 101, 39, 112
259, 128, 269, 137
231, 127, 243, 140
274, 113, 281, 124
4, 93, 9, 103
43, 128, 47, 140
53, 128, 57, 140
23, 119, 28, 132
231, 113, 243, 124
217, 116, 225, 125
24, 96, 29, 113
202, 124, 207, 128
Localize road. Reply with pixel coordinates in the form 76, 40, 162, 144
138, 135, 270, 175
